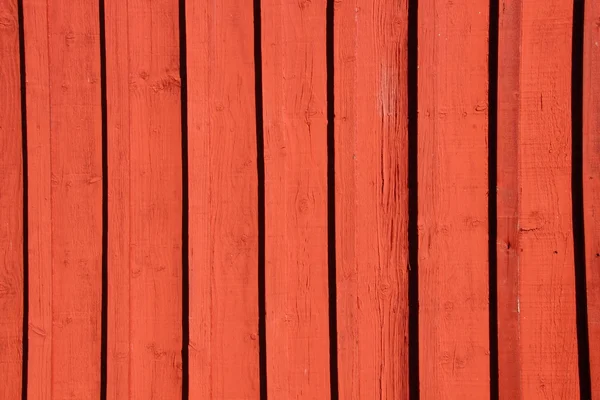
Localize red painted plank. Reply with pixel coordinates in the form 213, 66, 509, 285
0, 0, 23, 397
185, 0, 260, 398
105, 0, 183, 397
334, 0, 409, 398
23, 0, 52, 396
584, 0, 600, 394
105, 0, 130, 397
496, 0, 521, 398
497, 0, 580, 397
261, 0, 331, 397
418, 0, 490, 397
36, 0, 103, 397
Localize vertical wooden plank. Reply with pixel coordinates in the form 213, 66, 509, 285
496, 0, 522, 398
105, 0, 130, 397
418, 0, 490, 397
185, 0, 260, 398
334, 0, 409, 398
497, 0, 580, 397
261, 0, 331, 397
105, 0, 183, 398
42, 0, 103, 397
185, 0, 260, 397
23, 0, 52, 397
0, 0, 23, 397
584, 0, 600, 394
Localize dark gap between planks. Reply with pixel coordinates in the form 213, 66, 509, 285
17, 0, 29, 398
488, 0, 500, 397
252, 0, 268, 398
571, 0, 592, 397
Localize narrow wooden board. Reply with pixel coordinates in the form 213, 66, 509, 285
334, 0, 409, 398
23, 0, 53, 396
45, 0, 104, 397
185, 0, 260, 397
583, 0, 600, 394
418, 0, 490, 397
0, 0, 24, 397
519, 0, 579, 397
106, 0, 183, 397
105, 0, 131, 397
261, 0, 331, 397
496, 0, 522, 398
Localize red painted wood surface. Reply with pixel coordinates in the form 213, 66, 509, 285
334, 0, 409, 398
418, 0, 490, 397
0, 0, 23, 397
584, 0, 600, 395
497, 0, 580, 397
496, 0, 521, 398
261, 0, 331, 397
24, 0, 104, 397
22, 0, 53, 396
185, 0, 259, 397
105, 0, 183, 398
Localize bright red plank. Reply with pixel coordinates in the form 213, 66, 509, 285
261, 0, 331, 397
26, 0, 104, 397
584, 0, 600, 394
497, 0, 580, 397
23, 0, 53, 396
105, 0, 183, 397
0, 0, 24, 397
418, 0, 490, 397
105, 0, 130, 397
185, 0, 260, 398
334, 0, 409, 398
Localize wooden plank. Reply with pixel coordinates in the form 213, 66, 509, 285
496, 0, 521, 398
44, 0, 104, 397
22, 0, 52, 396
496, 0, 580, 397
583, 0, 600, 394
518, 0, 579, 397
418, 0, 490, 397
185, 0, 260, 398
261, 0, 331, 397
105, 0, 130, 397
105, 0, 183, 397
334, 0, 409, 398
0, 0, 23, 397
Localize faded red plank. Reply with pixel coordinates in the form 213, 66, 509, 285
185, 0, 260, 398
584, 0, 600, 395
29, 0, 104, 397
418, 0, 490, 397
105, 0, 130, 397
334, 0, 409, 398
261, 0, 331, 397
23, 0, 52, 396
0, 0, 23, 397
497, 0, 580, 397
496, 0, 522, 398
105, 0, 183, 397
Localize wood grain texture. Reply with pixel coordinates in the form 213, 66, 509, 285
584, 0, 600, 395
511, 0, 579, 397
334, 0, 409, 398
23, 0, 52, 397
496, 0, 522, 398
0, 0, 23, 397
185, 0, 260, 398
47, 0, 103, 397
261, 0, 331, 397
105, 0, 131, 397
106, 0, 183, 397
418, 0, 490, 397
